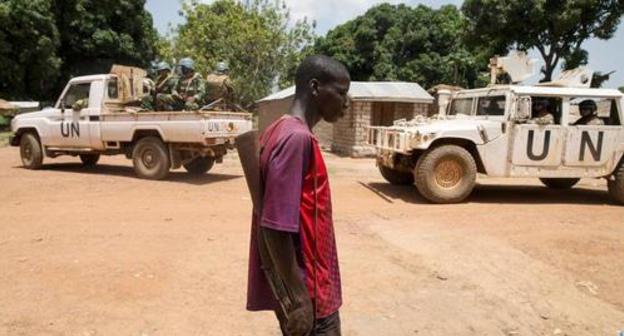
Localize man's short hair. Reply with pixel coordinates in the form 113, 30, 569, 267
294, 55, 349, 96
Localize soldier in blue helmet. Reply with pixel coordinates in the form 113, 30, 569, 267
150, 61, 178, 111
172, 58, 206, 111
206, 61, 235, 107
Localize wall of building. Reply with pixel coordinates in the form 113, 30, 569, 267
258, 98, 431, 157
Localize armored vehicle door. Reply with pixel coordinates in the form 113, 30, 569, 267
563, 97, 622, 173
510, 96, 565, 173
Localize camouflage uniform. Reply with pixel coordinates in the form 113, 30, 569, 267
205, 73, 234, 105
172, 73, 206, 110
527, 112, 554, 125
574, 115, 604, 126
152, 74, 178, 111
72, 98, 89, 111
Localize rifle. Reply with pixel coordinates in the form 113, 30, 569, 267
235, 131, 295, 319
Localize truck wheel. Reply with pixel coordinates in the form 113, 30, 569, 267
79, 154, 100, 167
379, 165, 414, 185
183, 157, 215, 175
608, 164, 624, 205
19, 133, 43, 169
132, 137, 170, 180
414, 145, 477, 204
539, 178, 579, 189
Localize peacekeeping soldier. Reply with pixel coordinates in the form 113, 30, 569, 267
528, 98, 555, 125
573, 100, 604, 126
172, 58, 206, 111
149, 61, 178, 111
205, 61, 234, 106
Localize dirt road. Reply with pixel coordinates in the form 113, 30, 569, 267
1, 146, 623, 335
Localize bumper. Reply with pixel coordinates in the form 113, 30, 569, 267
9, 135, 18, 146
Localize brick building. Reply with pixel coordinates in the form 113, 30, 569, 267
257, 82, 434, 157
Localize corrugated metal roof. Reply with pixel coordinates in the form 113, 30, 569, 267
257, 81, 434, 104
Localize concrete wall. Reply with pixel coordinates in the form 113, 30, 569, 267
258, 98, 431, 157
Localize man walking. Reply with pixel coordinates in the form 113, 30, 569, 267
246, 55, 351, 335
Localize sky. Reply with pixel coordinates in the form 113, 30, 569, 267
145, 0, 624, 88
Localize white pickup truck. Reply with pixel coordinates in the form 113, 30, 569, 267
10, 71, 252, 180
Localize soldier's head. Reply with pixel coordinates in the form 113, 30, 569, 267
534, 98, 549, 113
156, 61, 171, 77
294, 55, 351, 124
216, 61, 229, 74
579, 99, 597, 117
178, 58, 195, 77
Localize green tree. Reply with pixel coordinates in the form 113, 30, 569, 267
463, 0, 624, 82
51, 0, 157, 92
0, 0, 157, 101
315, 4, 487, 89
172, 0, 315, 107
619, 86, 624, 93
0, 0, 61, 100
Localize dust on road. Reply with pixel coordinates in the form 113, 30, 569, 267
1, 147, 623, 335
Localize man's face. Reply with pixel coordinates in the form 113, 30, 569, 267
316, 74, 351, 123
580, 106, 594, 117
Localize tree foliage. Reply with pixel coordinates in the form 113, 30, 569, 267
0, 0, 157, 101
463, 0, 624, 82
619, 86, 624, 93
0, 0, 61, 100
315, 4, 488, 89
170, 0, 315, 107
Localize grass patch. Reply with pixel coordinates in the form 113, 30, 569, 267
0, 131, 12, 147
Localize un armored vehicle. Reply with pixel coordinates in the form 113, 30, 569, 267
367, 85, 624, 204
9, 66, 252, 180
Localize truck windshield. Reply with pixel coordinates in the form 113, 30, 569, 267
477, 96, 506, 116
448, 98, 473, 116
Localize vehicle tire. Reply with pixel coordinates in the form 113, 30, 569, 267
379, 164, 414, 185
79, 154, 100, 167
183, 156, 215, 175
607, 164, 624, 205
539, 178, 580, 189
19, 133, 43, 169
132, 136, 170, 180
414, 145, 477, 204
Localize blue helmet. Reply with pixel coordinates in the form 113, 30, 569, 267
216, 61, 229, 73
155, 61, 171, 72
178, 57, 195, 71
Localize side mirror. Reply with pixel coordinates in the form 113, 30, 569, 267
515, 96, 532, 121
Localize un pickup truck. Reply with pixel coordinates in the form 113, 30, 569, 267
10, 72, 252, 180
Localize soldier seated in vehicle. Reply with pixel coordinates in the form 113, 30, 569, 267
171, 58, 206, 111
527, 98, 555, 125
205, 61, 234, 108
573, 99, 604, 126
143, 61, 178, 111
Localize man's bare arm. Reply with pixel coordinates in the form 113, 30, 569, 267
259, 226, 313, 334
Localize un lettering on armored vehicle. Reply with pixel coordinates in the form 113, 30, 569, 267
367, 85, 624, 204
9, 66, 252, 180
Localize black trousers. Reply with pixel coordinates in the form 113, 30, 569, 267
276, 310, 341, 336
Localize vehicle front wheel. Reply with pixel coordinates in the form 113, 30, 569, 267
79, 154, 100, 167
539, 178, 579, 189
132, 136, 171, 180
414, 145, 477, 204
379, 164, 414, 185
19, 133, 43, 169
608, 164, 624, 205
183, 156, 215, 175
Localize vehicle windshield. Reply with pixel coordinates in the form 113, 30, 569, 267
477, 96, 506, 116
448, 98, 473, 116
